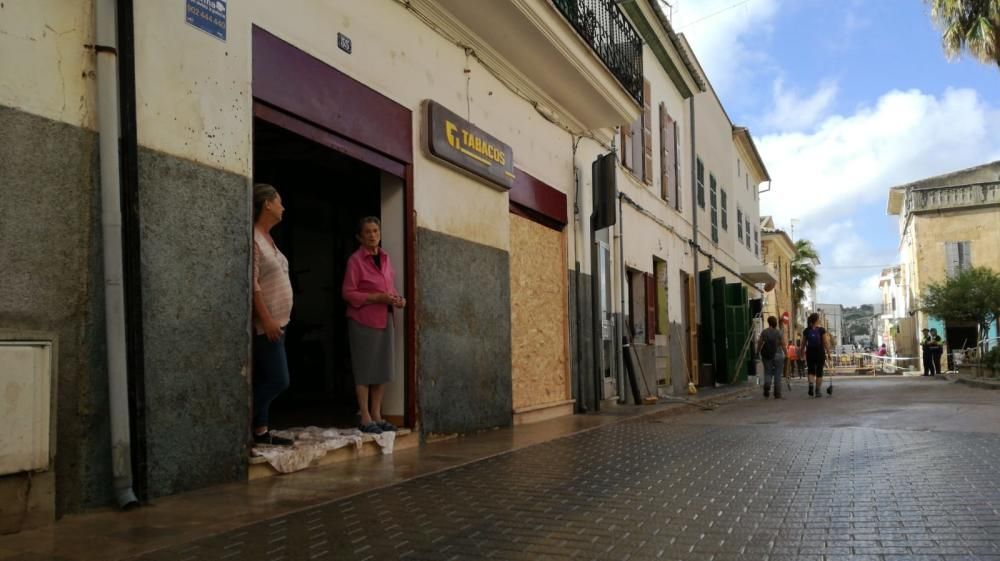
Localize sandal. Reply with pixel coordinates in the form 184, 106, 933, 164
254, 431, 294, 446
376, 420, 397, 432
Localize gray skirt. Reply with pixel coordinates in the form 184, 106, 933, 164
348, 318, 394, 385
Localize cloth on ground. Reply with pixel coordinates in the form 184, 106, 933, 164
251, 426, 397, 474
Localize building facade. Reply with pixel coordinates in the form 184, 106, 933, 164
760, 218, 797, 341
887, 160, 1000, 369
0, 0, 771, 528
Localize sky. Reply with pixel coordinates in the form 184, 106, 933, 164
670, 0, 1000, 306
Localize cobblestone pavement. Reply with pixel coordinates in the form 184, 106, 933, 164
137, 386, 1000, 560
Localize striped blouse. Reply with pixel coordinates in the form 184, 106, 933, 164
253, 232, 293, 335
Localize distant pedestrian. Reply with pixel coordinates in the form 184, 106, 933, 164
795, 338, 805, 377
878, 344, 887, 357
252, 183, 294, 446
929, 328, 944, 375
800, 313, 831, 397
786, 339, 799, 378
757, 316, 787, 399
921, 328, 933, 376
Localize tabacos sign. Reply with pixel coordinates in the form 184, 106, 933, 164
426, 100, 515, 191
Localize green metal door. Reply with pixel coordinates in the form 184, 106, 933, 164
698, 271, 714, 386
712, 278, 728, 384
725, 284, 749, 383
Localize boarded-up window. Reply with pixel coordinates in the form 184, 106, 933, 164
945, 241, 972, 277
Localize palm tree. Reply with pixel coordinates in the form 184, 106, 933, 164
925, 0, 1000, 68
791, 239, 819, 328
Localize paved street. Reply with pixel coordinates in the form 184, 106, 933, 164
136, 377, 1000, 561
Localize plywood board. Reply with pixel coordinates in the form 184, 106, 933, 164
509, 214, 569, 410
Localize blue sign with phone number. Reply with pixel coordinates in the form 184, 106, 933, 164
186, 0, 226, 41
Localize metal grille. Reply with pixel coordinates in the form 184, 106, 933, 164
552, 0, 644, 103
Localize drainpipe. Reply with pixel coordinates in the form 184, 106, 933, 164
96, 0, 139, 509
617, 192, 626, 404
688, 96, 699, 376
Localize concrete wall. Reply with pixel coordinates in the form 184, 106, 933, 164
137, 149, 250, 497
0, 106, 110, 516
416, 228, 512, 434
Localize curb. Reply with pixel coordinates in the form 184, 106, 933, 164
953, 376, 1000, 390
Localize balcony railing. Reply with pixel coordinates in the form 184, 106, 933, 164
905, 181, 1000, 215
552, 0, 644, 104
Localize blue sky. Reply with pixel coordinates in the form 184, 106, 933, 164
673, 0, 1000, 306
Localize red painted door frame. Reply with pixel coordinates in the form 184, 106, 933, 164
252, 26, 418, 428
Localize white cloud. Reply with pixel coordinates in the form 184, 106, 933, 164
673, 0, 780, 97
758, 88, 1000, 226
759, 87, 1000, 305
762, 79, 838, 131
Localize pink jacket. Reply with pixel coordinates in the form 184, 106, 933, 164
342, 247, 399, 329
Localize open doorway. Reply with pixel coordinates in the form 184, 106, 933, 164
252, 118, 407, 428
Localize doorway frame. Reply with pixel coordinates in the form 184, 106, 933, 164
251, 26, 417, 427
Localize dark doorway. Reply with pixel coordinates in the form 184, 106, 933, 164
253, 118, 382, 428
945, 323, 978, 371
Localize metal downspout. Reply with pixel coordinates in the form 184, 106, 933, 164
96, 0, 138, 509
617, 193, 626, 404
689, 96, 699, 375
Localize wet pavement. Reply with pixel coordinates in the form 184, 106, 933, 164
129, 377, 1000, 561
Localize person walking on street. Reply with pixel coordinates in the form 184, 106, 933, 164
757, 316, 787, 399
800, 313, 831, 397
921, 328, 933, 376
786, 339, 799, 379
252, 183, 294, 446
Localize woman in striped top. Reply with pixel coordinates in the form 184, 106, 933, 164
251, 183, 294, 446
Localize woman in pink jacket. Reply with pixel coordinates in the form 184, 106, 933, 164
342, 217, 405, 434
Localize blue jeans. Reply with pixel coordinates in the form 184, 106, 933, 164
764, 353, 784, 392
253, 332, 290, 428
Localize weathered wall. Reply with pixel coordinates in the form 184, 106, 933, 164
509, 215, 570, 410
137, 149, 250, 497
0, 106, 110, 514
417, 229, 512, 434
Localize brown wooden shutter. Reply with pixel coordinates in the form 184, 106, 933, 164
642, 79, 652, 185
645, 273, 656, 344
659, 103, 669, 202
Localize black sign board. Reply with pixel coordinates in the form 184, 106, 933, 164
426, 101, 515, 190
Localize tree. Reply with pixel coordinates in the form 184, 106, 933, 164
920, 266, 1000, 366
925, 0, 1000, 68
790, 239, 819, 327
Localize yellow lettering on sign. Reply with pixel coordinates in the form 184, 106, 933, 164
445, 121, 460, 150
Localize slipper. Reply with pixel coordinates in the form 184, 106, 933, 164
359, 422, 383, 434
376, 420, 397, 432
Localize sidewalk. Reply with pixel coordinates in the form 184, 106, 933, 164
0, 384, 753, 561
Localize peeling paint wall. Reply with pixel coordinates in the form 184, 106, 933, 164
510, 214, 570, 411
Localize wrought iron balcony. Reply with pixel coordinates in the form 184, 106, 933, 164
552, 0, 644, 104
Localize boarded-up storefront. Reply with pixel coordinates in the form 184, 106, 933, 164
509, 170, 571, 424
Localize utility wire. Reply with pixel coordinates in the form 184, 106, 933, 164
674, 0, 752, 30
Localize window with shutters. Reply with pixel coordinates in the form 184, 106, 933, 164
721, 189, 728, 230
621, 79, 652, 184
659, 103, 677, 204
745, 219, 751, 250
754, 229, 759, 256
709, 174, 718, 243
945, 241, 972, 278
737, 208, 744, 242
696, 158, 705, 208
